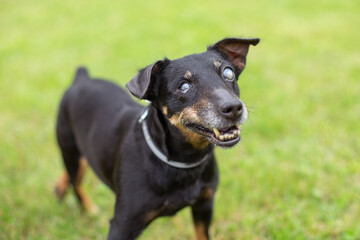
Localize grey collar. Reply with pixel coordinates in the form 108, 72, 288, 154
138, 107, 210, 169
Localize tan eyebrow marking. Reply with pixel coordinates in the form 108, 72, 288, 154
184, 70, 192, 79
213, 60, 221, 68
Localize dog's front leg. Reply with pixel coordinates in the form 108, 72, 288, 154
107, 199, 147, 240
108, 213, 146, 240
191, 189, 215, 240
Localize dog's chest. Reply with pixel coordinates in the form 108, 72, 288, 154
157, 182, 204, 216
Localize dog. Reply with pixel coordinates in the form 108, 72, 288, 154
55, 37, 259, 239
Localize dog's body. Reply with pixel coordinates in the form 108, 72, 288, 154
55, 38, 259, 239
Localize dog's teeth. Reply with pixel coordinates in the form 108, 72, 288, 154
236, 124, 242, 129
213, 128, 220, 137
216, 129, 241, 141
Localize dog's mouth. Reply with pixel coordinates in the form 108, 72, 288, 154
185, 123, 242, 148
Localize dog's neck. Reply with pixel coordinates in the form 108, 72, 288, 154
144, 105, 213, 165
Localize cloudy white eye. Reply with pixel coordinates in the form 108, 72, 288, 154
179, 82, 191, 93
223, 67, 235, 81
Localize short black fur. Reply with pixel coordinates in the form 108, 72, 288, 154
56, 37, 259, 240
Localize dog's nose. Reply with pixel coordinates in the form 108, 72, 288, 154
218, 101, 243, 120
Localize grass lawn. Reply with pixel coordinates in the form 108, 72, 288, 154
1, 0, 360, 239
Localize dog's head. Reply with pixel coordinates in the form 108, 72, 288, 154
126, 37, 259, 149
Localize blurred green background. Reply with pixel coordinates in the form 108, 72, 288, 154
1, 0, 359, 239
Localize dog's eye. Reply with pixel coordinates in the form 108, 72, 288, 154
223, 67, 235, 81
179, 82, 191, 93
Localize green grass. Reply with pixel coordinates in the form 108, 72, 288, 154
1, 0, 360, 239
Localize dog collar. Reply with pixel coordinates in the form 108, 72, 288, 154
138, 107, 210, 169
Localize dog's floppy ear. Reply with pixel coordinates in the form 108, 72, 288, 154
126, 60, 165, 100
209, 38, 260, 71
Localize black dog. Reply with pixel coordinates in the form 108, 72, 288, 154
55, 37, 259, 239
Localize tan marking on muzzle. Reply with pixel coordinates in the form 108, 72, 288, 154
162, 106, 168, 116
168, 99, 211, 150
